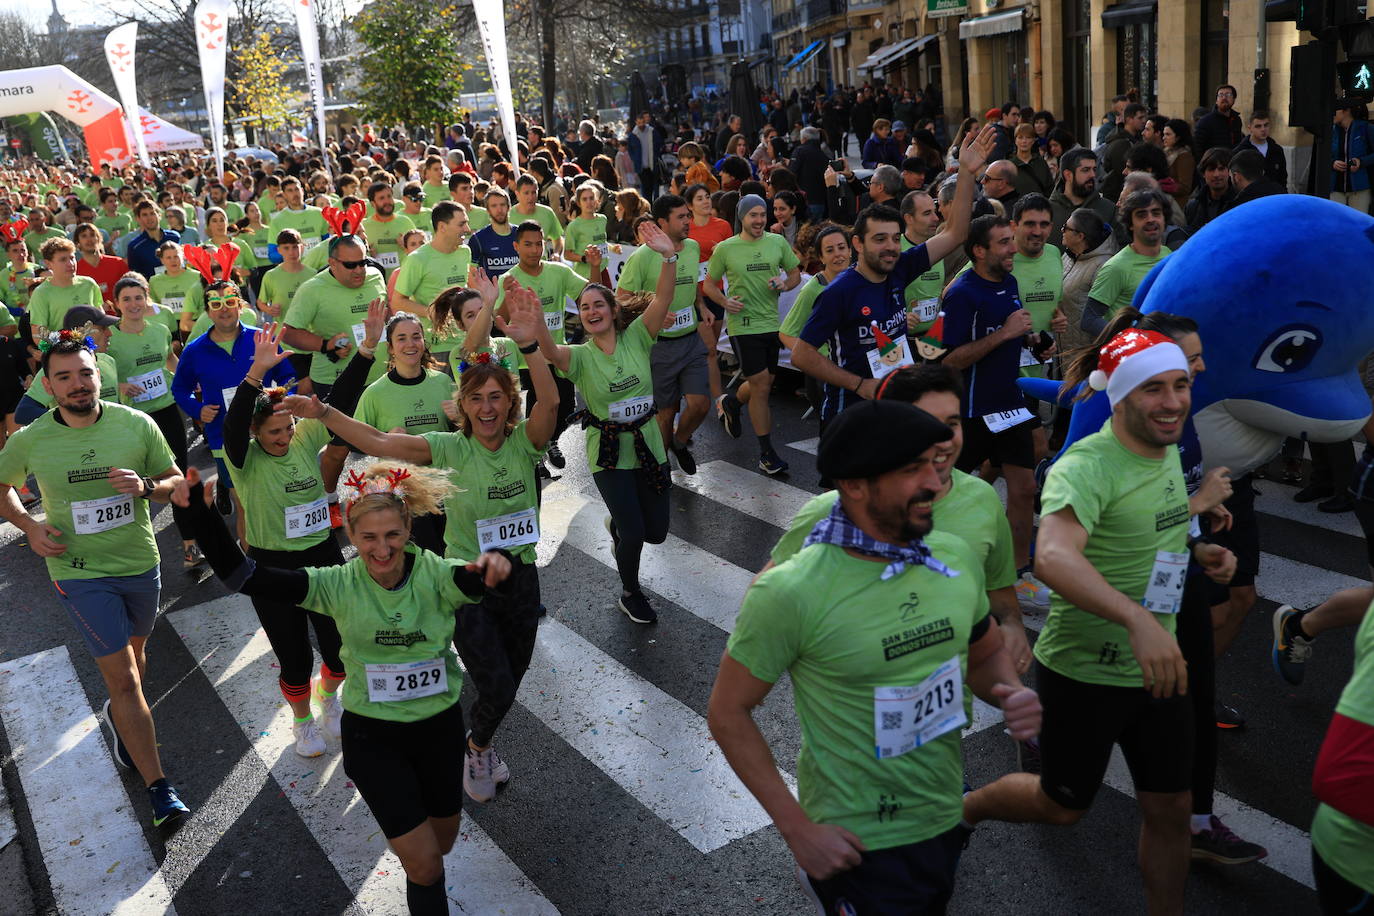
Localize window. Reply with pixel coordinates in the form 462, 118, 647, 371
1063, 0, 1092, 140
1116, 20, 1156, 111
1201, 0, 1229, 109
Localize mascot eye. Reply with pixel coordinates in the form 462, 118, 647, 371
1254, 325, 1322, 374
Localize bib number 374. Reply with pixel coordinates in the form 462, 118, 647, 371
873, 657, 966, 759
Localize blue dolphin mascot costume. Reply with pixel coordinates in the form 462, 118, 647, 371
1021, 196, 1374, 475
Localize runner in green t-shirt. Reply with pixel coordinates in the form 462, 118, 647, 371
269, 178, 329, 255
538, 220, 678, 625
0, 335, 192, 829
26, 237, 102, 344
704, 194, 801, 475
182, 456, 511, 910
962, 328, 1236, 916
899, 190, 947, 338
511, 175, 564, 260
1085, 191, 1172, 325
22, 308, 124, 415
203, 208, 259, 280
615, 194, 710, 475
280, 284, 554, 805
420, 155, 449, 208
710, 399, 1037, 909
392, 200, 473, 358
449, 172, 489, 231
95, 192, 133, 242
259, 228, 315, 386
1009, 196, 1068, 380
0, 237, 37, 313
564, 185, 609, 281
398, 182, 432, 238
23, 208, 66, 260
145, 242, 205, 338
220, 322, 348, 759
361, 182, 416, 276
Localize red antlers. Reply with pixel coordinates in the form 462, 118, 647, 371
322, 202, 366, 237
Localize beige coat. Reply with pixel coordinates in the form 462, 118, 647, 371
1059, 234, 1119, 356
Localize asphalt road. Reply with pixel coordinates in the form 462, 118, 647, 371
0, 379, 1356, 915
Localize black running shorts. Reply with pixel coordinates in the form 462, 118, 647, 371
341, 701, 465, 839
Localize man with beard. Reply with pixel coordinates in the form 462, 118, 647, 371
360, 181, 417, 275
708, 399, 1040, 914
269, 177, 329, 253
0, 330, 193, 829
468, 187, 520, 278
1084, 190, 1173, 334
73, 223, 129, 307
961, 328, 1236, 916
1049, 149, 1115, 248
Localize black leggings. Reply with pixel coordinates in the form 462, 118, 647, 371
247, 537, 346, 700
1313, 847, 1374, 914
520, 369, 575, 441
594, 468, 671, 593
453, 559, 541, 747
148, 403, 193, 541
1176, 573, 1216, 815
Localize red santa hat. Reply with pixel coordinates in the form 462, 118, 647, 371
1089, 329, 1189, 406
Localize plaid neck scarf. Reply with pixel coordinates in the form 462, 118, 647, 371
567, 407, 672, 493
803, 500, 959, 582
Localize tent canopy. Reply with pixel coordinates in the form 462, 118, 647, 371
129, 108, 204, 153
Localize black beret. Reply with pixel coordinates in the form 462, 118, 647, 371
817, 400, 953, 480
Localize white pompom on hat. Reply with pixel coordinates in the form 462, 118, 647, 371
1089, 328, 1189, 406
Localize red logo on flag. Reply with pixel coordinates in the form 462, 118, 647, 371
107, 43, 132, 74
198, 13, 226, 50
66, 90, 92, 114
139, 115, 160, 132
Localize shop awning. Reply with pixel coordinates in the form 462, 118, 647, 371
857, 36, 918, 71
958, 8, 1024, 39
1101, 0, 1156, 28
783, 39, 824, 70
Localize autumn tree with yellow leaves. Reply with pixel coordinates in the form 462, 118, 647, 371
232, 29, 304, 139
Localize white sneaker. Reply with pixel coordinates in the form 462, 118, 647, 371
1015, 571, 1052, 609
292, 717, 326, 758
488, 745, 511, 788
464, 744, 497, 802
314, 681, 343, 739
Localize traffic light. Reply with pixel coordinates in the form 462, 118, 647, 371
1298, 0, 1329, 32
1291, 40, 1338, 128
1332, 0, 1368, 24
1338, 59, 1374, 95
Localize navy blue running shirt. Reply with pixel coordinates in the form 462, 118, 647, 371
940, 269, 1028, 417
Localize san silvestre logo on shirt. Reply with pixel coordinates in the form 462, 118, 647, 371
881, 615, 955, 661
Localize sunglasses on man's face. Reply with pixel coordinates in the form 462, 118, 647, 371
333, 257, 367, 269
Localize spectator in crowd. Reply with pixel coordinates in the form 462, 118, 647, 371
1186, 147, 1237, 232
1330, 97, 1372, 213
1162, 119, 1197, 210
1234, 109, 1288, 189
1195, 84, 1244, 154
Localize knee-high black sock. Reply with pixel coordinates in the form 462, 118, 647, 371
405, 878, 446, 915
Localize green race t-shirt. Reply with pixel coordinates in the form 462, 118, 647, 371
1, 264, 36, 311
24, 227, 66, 259
106, 322, 175, 413
706, 232, 799, 337
780, 274, 829, 356
1088, 245, 1171, 315
422, 421, 544, 565
1034, 420, 1190, 687
27, 277, 102, 334
94, 212, 133, 239
728, 529, 988, 851
356, 369, 454, 436
513, 203, 563, 256
617, 239, 701, 339
269, 206, 329, 250
361, 213, 417, 273
496, 260, 585, 368
564, 316, 665, 470
393, 241, 471, 351
467, 204, 490, 231
1012, 245, 1063, 330
1310, 603, 1374, 892
225, 417, 331, 552
302, 545, 479, 722
564, 215, 608, 281
148, 270, 205, 322
0, 403, 175, 581
901, 234, 945, 336
285, 268, 390, 384
771, 470, 1016, 592
260, 264, 314, 354
26, 351, 121, 406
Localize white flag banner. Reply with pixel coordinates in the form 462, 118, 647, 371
293, 0, 330, 174
194, 0, 231, 180
470, 0, 519, 178
103, 22, 149, 168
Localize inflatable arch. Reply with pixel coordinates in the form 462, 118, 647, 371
0, 65, 204, 167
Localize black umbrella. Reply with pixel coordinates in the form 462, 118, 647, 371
630, 71, 651, 120
729, 61, 765, 139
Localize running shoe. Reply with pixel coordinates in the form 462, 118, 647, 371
101, 699, 134, 770
672, 442, 698, 475
1190, 815, 1267, 864
1215, 702, 1245, 729
182, 543, 204, 570
292, 717, 326, 758
1272, 606, 1314, 686
1015, 571, 1052, 608
147, 779, 189, 828
328, 502, 344, 529
314, 680, 343, 739
536, 460, 553, 481
717, 393, 742, 439
619, 590, 658, 624
546, 441, 566, 469
464, 744, 499, 802
758, 450, 790, 476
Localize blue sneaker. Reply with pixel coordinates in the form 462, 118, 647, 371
1272, 605, 1314, 686
148, 779, 189, 828
758, 450, 789, 476
101, 699, 134, 770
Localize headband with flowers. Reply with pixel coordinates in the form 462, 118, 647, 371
457, 350, 514, 374
36, 325, 97, 354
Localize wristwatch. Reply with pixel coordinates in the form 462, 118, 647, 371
140, 476, 155, 499
662, 253, 679, 264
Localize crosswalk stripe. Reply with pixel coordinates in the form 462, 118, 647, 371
537, 489, 755, 633
168, 595, 558, 916
517, 617, 793, 853
0, 647, 177, 916
1252, 486, 1363, 538
1256, 552, 1368, 609
784, 437, 819, 456
672, 461, 818, 530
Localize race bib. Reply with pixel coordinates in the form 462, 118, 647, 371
698, 262, 710, 282
595, 243, 609, 260
221, 385, 241, 410
873, 657, 966, 759
476, 506, 540, 550
253, 245, 269, 260
1018, 347, 1040, 368
544, 310, 564, 333
162, 294, 185, 313
284, 497, 330, 539
1142, 550, 1189, 614
982, 408, 1034, 433
364, 658, 448, 703
666, 306, 695, 333
866, 335, 915, 379
912, 298, 939, 323
609, 394, 654, 422
351, 322, 367, 346
70, 493, 135, 535
376, 251, 400, 269
128, 369, 168, 403
301, 236, 322, 252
